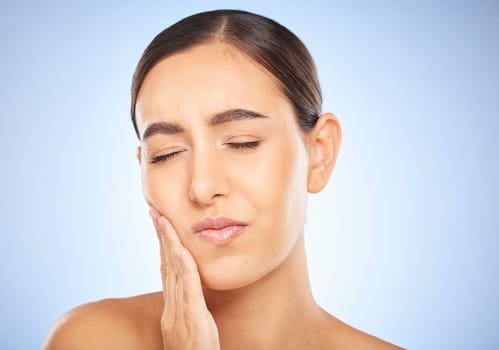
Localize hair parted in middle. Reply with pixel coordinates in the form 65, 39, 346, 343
131, 9, 323, 139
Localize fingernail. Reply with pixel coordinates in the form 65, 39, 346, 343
149, 208, 158, 220
158, 216, 169, 233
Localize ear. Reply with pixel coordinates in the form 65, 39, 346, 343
306, 113, 342, 193
136, 146, 142, 165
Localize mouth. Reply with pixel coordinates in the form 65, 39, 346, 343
192, 216, 248, 245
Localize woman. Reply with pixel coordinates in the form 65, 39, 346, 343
45, 9, 402, 349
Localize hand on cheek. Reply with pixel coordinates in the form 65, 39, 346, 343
149, 207, 221, 350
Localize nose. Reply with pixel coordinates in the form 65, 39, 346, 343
188, 146, 229, 206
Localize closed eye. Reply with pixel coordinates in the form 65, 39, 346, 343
150, 141, 260, 164
150, 150, 185, 164
226, 141, 261, 149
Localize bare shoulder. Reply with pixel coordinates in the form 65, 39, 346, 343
324, 312, 404, 350
43, 292, 164, 350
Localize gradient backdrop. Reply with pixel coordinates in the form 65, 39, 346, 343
1, 1, 498, 349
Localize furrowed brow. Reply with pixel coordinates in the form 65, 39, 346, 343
209, 109, 269, 126
141, 122, 184, 141
141, 109, 268, 141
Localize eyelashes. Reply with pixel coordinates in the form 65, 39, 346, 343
150, 151, 184, 164
150, 141, 261, 165
225, 141, 260, 149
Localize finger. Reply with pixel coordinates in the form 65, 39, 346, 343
157, 216, 183, 279
149, 210, 178, 328
158, 218, 180, 328
149, 210, 178, 289
149, 209, 168, 297
174, 248, 185, 326
162, 229, 179, 328
148, 207, 162, 240
157, 216, 185, 291
151, 207, 184, 275
149, 206, 160, 221
159, 217, 187, 326
176, 246, 210, 317
158, 216, 183, 247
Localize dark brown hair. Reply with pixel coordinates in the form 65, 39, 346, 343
131, 9, 322, 139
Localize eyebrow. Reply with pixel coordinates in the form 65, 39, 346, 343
141, 108, 270, 141
208, 108, 269, 126
141, 122, 183, 140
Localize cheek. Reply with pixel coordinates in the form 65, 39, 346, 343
239, 136, 309, 254
141, 164, 188, 219
252, 138, 308, 217
235, 138, 306, 200
215, 138, 308, 288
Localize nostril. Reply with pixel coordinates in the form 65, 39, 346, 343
188, 178, 228, 206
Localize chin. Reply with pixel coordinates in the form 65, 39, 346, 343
198, 254, 270, 291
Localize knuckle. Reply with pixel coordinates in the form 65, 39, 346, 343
160, 314, 173, 332
160, 264, 170, 278
162, 324, 186, 348
183, 289, 190, 303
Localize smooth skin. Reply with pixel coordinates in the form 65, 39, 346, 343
151, 209, 220, 349
44, 42, 403, 349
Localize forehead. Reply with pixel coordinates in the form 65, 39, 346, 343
135, 42, 293, 131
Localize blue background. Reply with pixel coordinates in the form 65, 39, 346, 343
1, 1, 498, 349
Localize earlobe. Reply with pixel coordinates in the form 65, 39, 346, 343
307, 113, 342, 193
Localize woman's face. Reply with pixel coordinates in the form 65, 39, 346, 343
135, 42, 311, 290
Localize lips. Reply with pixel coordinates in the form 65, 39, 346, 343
192, 216, 248, 245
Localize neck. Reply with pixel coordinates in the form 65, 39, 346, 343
203, 235, 324, 349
